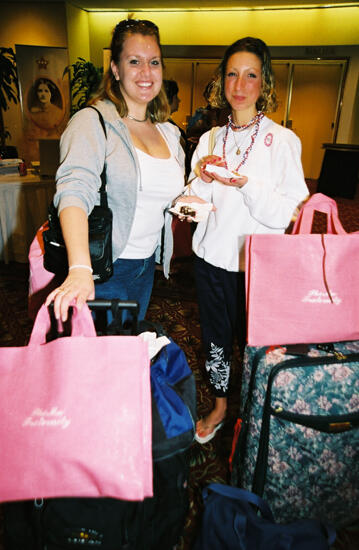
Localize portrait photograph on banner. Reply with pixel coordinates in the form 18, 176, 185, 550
15, 45, 70, 163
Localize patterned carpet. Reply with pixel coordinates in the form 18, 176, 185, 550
0, 185, 359, 548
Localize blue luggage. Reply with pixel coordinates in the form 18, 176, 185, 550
194, 483, 336, 550
231, 341, 359, 528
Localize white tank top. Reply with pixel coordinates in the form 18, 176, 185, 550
120, 146, 183, 259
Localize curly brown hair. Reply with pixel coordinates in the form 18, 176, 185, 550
209, 36, 277, 114
90, 19, 170, 122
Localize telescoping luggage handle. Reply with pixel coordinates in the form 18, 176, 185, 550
87, 299, 139, 335
46, 299, 139, 340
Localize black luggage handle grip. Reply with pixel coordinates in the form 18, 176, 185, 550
86, 299, 139, 336
46, 300, 139, 339
86, 299, 139, 312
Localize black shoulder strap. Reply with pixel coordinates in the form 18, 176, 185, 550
87, 106, 108, 208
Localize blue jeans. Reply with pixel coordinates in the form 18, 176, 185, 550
95, 253, 156, 321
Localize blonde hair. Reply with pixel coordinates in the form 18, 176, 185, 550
90, 19, 170, 122
209, 36, 277, 114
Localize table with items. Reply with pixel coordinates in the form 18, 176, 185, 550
0, 173, 55, 263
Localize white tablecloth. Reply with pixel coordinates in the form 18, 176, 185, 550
0, 174, 55, 263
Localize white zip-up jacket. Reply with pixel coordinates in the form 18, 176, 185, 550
189, 116, 309, 272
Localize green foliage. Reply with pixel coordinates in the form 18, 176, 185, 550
0, 47, 19, 112
63, 57, 103, 115
0, 47, 19, 148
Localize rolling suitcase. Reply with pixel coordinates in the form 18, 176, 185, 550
3, 299, 196, 550
230, 341, 359, 528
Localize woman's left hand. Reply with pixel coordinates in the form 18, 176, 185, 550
214, 173, 248, 188
199, 158, 248, 188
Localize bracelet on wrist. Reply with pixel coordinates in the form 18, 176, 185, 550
68, 264, 93, 274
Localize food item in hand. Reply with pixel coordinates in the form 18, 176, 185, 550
169, 200, 213, 222
179, 205, 196, 217
205, 164, 241, 179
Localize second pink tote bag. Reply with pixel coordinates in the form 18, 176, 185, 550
245, 193, 359, 346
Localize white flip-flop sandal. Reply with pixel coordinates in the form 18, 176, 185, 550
194, 421, 224, 444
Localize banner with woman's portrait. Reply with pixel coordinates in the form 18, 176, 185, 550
15, 45, 70, 162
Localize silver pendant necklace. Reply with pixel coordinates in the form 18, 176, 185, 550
127, 114, 148, 123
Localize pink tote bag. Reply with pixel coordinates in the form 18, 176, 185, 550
245, 193, 359, 346
0, 303, 152, 502
28, 223, 60, 320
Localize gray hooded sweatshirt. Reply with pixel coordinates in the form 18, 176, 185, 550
54, 99, 185, 278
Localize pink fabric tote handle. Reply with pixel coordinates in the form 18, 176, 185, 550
292, 193, 346, 235
29, 302, 96, 346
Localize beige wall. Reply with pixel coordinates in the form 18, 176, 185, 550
338, 50, 359, 144
1, 1, 359, 155
86, 7, 359, 145
66, 3, 90, 65
0, 2, 67, 48
87, 7, 359, 68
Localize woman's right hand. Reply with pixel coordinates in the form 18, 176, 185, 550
174, 194, 216, 222
45, 267, 95, 322
46, 206, 95, 321
198, 155, 226, 182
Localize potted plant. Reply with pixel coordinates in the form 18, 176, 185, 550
63, 57, 103, 116
0, 47, 19, 156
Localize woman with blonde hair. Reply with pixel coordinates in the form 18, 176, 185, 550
46, 19, 185, 322
177, 36, 308, 443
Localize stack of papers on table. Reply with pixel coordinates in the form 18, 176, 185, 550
0, 158, 22, 175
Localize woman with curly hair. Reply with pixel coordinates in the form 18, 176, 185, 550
177, 37, 308, 443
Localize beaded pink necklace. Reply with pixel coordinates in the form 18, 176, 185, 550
228, 112, 263, 131
222, 112, 264, 172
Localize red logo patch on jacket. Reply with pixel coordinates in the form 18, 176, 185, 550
264, 132, 273, 147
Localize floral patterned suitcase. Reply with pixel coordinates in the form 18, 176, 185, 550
231, 342, 359, 528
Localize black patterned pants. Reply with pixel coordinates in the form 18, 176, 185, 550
194, 256, 246, 397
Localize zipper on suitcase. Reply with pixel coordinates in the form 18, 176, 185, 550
230, 347, 268, 484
